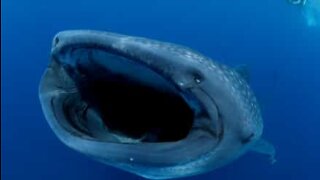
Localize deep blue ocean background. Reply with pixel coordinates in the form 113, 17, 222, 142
2, 0, 320, 179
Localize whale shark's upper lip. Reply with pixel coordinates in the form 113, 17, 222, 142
51, 30, 180, 88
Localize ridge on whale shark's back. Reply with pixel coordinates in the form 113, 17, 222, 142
39, 30, 275, 179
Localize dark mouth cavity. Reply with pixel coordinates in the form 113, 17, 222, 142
61, 48, 195, 143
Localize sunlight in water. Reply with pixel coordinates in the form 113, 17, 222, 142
303, 0, 320, 27
288, 0, 320, 27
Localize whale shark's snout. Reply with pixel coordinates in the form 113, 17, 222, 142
39, 30, 275, 179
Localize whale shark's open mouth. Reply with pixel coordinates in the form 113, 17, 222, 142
49, 45, 211, 144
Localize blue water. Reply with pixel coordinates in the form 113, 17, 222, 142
2, 0, 320, 179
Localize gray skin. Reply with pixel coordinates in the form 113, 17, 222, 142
39, 30, 275, 179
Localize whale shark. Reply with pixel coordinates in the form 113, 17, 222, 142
39, 30, 275, 179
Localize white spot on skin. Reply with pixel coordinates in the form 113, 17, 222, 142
239, 79, 244, 86
208, 64, 216, 71
223, 76, 229, 82
231, 86, 236, 93
195, 78, 201, 84
186, 51, 192, 57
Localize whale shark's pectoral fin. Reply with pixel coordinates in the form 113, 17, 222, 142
250, 139, 276, 164
234, 65, 250, 82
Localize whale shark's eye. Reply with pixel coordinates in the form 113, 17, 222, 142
191, 70, 204, 84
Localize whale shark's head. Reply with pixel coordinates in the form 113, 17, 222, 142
39, 30, 267, 179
